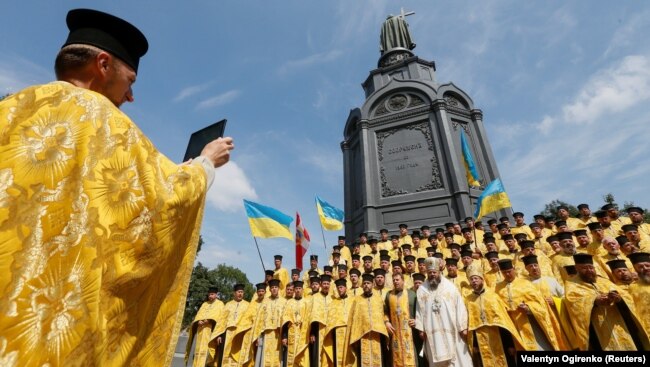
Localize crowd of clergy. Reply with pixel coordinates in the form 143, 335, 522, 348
185, 203, 650, 367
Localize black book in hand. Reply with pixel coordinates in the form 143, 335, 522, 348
183, 119, 227, 162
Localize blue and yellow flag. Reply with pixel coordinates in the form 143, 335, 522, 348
460, 130, 481, 187
474, 179, 512, 220
243, 200, 293, 240
315, 196, 344, 231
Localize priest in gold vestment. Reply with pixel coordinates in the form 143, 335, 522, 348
210, 284, 250, 367
628, 253, 650, 338
384, 273, 418, 367
185, 287, 224, 366
308, 274, 333, 365
281, 281, 310, 367
231, 284, 267, 367
465, 267, 524, 367
344, 273, 389, 367
564, 254, 649, 351
260, 279, 287, 366
0, 8, 234, 367
494, 259, 566, 351
323, 278, 353, 367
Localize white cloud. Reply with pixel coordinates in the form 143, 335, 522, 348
277, 49, 343, 76
533, 54, 650, 133
0, 56, 51, 95
561, 55, 650, 125
206, 161, 257, 212
196, 89, 241, 110
173, 82, 212, 102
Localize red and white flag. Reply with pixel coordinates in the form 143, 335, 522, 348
295, 212, 311, 270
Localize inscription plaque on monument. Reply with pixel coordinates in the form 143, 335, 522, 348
377, 121, 442, 197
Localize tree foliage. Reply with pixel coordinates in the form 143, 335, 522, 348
539, 193, 650, 222
182, 262, 255, 329
0, 93, 10, 101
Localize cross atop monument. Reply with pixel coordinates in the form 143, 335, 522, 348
399, 7, 415, 19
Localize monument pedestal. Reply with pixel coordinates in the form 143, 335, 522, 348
342, 55, 509, 238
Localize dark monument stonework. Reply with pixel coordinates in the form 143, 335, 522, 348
341, 12, 510, 239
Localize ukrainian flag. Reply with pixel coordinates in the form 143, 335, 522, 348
473, 179, 512, 220
460, 130, 481, 187
315, 196, 344, 231
243, 200, 293, 240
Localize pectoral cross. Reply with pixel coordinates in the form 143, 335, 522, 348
431, 298, 441, 313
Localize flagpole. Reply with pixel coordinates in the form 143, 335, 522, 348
319, 223, 328, 251
252, 236, 266, 273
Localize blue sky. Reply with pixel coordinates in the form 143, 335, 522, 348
3, 1, 650, 284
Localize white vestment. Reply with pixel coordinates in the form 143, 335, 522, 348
415, 277, 473, 367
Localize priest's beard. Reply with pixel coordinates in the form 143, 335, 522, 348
640, 273, 650, 284
428, 275, 440, 288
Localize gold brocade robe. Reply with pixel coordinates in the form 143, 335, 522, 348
260, 296, 287, 367
185, 300, 224, 366
494, 278, 565, 351
323, 296, 353, 366
384, 290, 417, 367
344, 293, 389, 367
0, 82, 208, 366
281, 298, 310, 367
307, 292, 332, 365
274, 267, 290, 297
231, 298, 266, 367
564, 277, 650, 351
210, 299, 249, 367
466, 288, 524, 367
630, 281, 650, 336
483, 268, 503, 290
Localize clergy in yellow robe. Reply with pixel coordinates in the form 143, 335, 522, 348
281, 281, 310, 367
185, 288, 224, 366
307, 274, 333, 365
230, 285, 267, 367
209, 284, 250, 367
344, 273, 389, 367
465, 267, 524, 367
0, 73, 232, 366
628, 253, 650, 336
384, 273, 418, 367
323, 278, 353, 367
259, 280, 287, 367
494, 259, 565, 351
564, 254, 650, 351
273, 255, 290, 297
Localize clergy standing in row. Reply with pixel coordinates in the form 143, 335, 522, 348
281, 281, 311, 367
323, 278, 354, 366
384, 273, 418, 367
465, 266, 524, 366
185, 287, 224, 367
344, 273, 389, 366
415, 257, 472, 366
210, 284, 249, 367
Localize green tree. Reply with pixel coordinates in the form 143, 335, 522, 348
182, 262, 254, 329
603, 193, 616, 206
538, 199, 578, 218
0, 93, 10, 101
